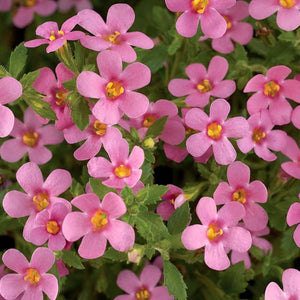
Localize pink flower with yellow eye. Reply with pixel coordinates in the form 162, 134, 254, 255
244, 65, 300, 125
0, 248, 57, 300
87, 137, 144, 189
168, 56, 236, 108
185, 99, 248, 165
0, 107, 64, 165
78, 4, 154, 63
77, 50, 150, 125
2, 162, 71, 242
181, 197, 251, 271
213, 161, 268, 231
62, 192, 135, 259
24, 16, 85, 53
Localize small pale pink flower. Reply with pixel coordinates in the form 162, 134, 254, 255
287, 194, 300, 247
244, 65, 300, 125
249, 0, 300, 31
29, 203, 71, 251
0, 76, 22, 138
63, 115, 122, 160
185, 99, 248, 165
214, 161, 268, 231
200, 1, 253, 54
62, 192, 135, 259
24, 16, 85, 53
231, 225, 272, 269
281, 136, 300, 179
181, 197, 251, 271
165, 0, 236, 38
58, 0, 92, 13
168, 56, 236, 108
0, 107, 64, 164
2, 162, 71, 241
115, 265, 174, 300
156, 184, 186, 221
265, 268, 300, 300
237, 110, 287, 161
78, 5, 154, 63
88, 137, 144, 189
77, 51, 150, 125
0, 247, 58, 300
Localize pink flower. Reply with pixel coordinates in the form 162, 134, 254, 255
200, 1, 253, 54
156, 184, 186, 221
0, 107, 64, 164
0, 247, 58, 300
78, 5, 154, 63
237, 110, 287, 161
58, 0, 92, 13
87, 138, 144, 189
185, 99, 248, 165
0, 0, 11, 11
287, 194, 300, 247
165, 0, 236, 38
214, 161, 268, 231
63, 115, 122, 160
163, 143, 188, 163
77, 51, 150, 125
291, 105, 300, 129
244, 65, 300, 125
62, 192, 135, 259
281, 136, 300, 179
168, 56, 236, 108
33, 63, 75, 130
29, 203, 71, 251
249, 0, 300, 31
13, 0, 57, 28
0, 77, 22, 138
24, 16, 85, 53
56, 259, 69, 278
265, 268, 300, 300
115, 265, 174, 300
181, 197, 251, 271
2, 162, 71, 241
231, 225, 272, 269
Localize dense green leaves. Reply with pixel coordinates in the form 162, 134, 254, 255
135, 184, 169, 205
61, 250, 85, 270
9, 43, 27, 78
145, 116, 168, 138
89, 178, 117, 199
168, 202, 190, 235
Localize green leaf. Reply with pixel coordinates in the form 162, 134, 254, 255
0, 65, 10, 78
62, 78, 76, 91
152, 6, 173, 32
67, 92, 90, 130
89, 178, 117, 199
70, 178, 84, 197
136, 184, 169, 205
163, 260, 187, 300
145, 116, 168, 138
168, 37, 183, 56
121, 186, 134, 206
20, 70, 40, 89
102, 247, 128, 262
168, 202, 190, 235
9, 43, 27, 78
129, 127, 140, 142
61, 250, 85, 270
74, 42, 86, 71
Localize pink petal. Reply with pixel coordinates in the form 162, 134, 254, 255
213, 137, 236, 165
2, 249, 29, 273
181, 224, 207, 250
277, 7, 300, 31
255, 143, 276, 162
230, 22, 253, 45
223, 227, 252, 252
24, 107, 42, 129
165, 0, 190, 12
87, 157, 113, 178
287, 202, 300, 226
209, 99, 230, 122
186, 63, 206, 82
244, 202, 268, 231
281, 135, 300, 160
24, 39, 49, 48
247, 92, 269, 115
30, 247, 55, 273
264, 282, 285, 300
105, 137, 129, 164
168, 79, 195, 97
237, 136, 254, 154
282, 268, 300, 296
227, 161, 250, 187
74, 137, 101, 161
78, 9, 107, 35
248, 0, 278, 20
227, 1, 250, 20
201, 8, 227, 39
127, 146, 144, 169
46, 39, 65, 53
150, 286, 173, 300
266, 65, 291, 82
48, 234, 66, 251
208, 56, 228, 82
0, 274, 25, 299
213, 182, 232, 205
117, 270, 140, 294
140, 265, 161, 289
196, 197, 217, 225
77, 71, 105, 99
176, 11, 200, 38
123, 31, 154, 49
97, 50, 122, 80
107, 4, 134, 33
29, 227, 49, 246
102, 192, 126, 218
266, 130, 287, 151
92, 99, 121, 125
269, 98, 292, 125
152, 99, 178, 117
123, 169, 142, 188
231, 251, 251, 269
292, 106, 300, 129
28, 146, 52, 165
112, 43, 137, 63
0, 77, 22, 104
157, 201, 175, 221
71, 193, 100, 214
3, 191, 33, 218
161, 119, 185, 145
1, 139, 27, 162
33, 67, 56, 95
224, 117, 248, 138
80, 35, 110, 51
64, 125, 88, 144
78, 231, 107, 259
281, 162, 300, 179
204, 243, 230, 271
282, 79, 300, 103
34, 0, 56, 15
43, 169, 71, 196
244, 75, 266, 92
186, 132, 211, 157
13, 7, 34, 28
185, 108, 209, 131
247, 180, 268, 203
61, 15, 79, 32
0, 106, 14, 138
293, 225, 300, 247
211, 80, 236, 98
56, 62, 75, 84
38, 125, 64, 145
218, 201, 245, 226
212, 35, 234, 54
41, 273, 58, 300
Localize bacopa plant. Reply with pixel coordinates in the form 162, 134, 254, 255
0, 0, 300, 299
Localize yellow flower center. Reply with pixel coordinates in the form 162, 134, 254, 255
33, 193, 50, 211
264, 81, 280, 98
136, 288, 150, 300
232, 188, 247, 204
104, 31, 121, 44
197, 79, 212, 93
23, 132, 38, 147
25, 0, 36, 7
55, 90, 68, 105
252, 128, 266, 143
91, 210, 108, 231
223, 15, 232, 30
280, 0, 295, 8
143, 115, 156, 128
114, 165, 131, 178
49, 30, 64, 41
46, 220, 60, 235
191, 0, 209, 13
106, 81, 124, 99
24, 268, 41, 284
93, 121, 107, 136
206, 224, 223, 241
207, 122, 222, 140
